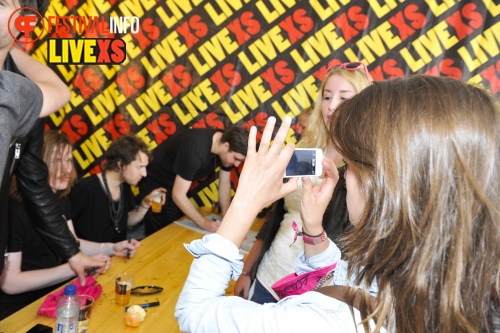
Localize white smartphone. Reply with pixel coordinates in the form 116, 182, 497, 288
284, 148, 323, 178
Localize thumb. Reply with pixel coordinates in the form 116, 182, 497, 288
77, 271, 86, 286
301, 176, 313, 192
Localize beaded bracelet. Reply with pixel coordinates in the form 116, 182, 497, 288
290, 221, 327, 246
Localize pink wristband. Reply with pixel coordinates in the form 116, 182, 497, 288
290, 221, 327, 246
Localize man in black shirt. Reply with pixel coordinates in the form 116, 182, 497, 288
138, 127, 248, 235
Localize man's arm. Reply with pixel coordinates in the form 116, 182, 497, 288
218, 169, 231, 217
172, 175, 220, 232
0, 71, 42, 189
9, 48, 70, 117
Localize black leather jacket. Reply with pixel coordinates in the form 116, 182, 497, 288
0, 57, 80, 273
250, 165, 349, 280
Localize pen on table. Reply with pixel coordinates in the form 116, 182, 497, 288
125, 301, 160, 311
126, 236, 131, 258
85, 266, 99, 276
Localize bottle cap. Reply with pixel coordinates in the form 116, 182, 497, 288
64, 284, 77, 296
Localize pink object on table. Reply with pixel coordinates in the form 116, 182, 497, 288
271, 263, 337, 299
37, 276, 102, 318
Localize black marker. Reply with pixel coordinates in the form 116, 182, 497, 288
85, 266, 99, 275
126, 236, 131, 258
125, 301, 160, 311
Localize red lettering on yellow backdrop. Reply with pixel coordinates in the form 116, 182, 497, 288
145, 113, 177, 145
446, 4, 483, 40
73, 68, 103, 99
480, 63, 500, 94
278, 9, 314, 44
261, 60, 294, 94
210, 63, 242, 97
61, 114, 88, 142
192, 112, 225, 129
226, 12, 261, 45
333, 6, 368, 42
160, 65, 192, 98
176, 15, 208, 48
102, 114, 131, 139
133, 18, 161, 50
115, 67, 146, 98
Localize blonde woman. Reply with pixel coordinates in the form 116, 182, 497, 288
234, 62, 371, 304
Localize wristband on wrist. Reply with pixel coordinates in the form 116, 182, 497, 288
240, 271, 250, 277
290, 221, 327, 246
140, 202, 149, 209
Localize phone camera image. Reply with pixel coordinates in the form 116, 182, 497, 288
286, 150, 315, 176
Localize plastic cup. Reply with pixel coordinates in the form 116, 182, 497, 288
151, 191, 162, 213
115, 272, 133, 306
212, 201, 220, 214
77, 294, 94, 333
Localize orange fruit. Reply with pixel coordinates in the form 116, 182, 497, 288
124, 312, 141, 327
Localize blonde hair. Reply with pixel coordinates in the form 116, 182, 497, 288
331, 75, 500, 332
298, 64, 371, 149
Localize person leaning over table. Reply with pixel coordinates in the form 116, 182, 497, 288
234, 62, 371, 304
70, 134, 166, 243
0, 0, 105, 284
137, 126, 249, 236
0, 131, 141, 320
176, 75, 500, 332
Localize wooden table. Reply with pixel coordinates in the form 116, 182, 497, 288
0, 218, 264, 332
0, 223, 207, 332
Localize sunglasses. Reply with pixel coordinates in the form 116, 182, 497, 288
328, 62, 372, 83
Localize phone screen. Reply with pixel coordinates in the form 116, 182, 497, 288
286, 150, 316, 176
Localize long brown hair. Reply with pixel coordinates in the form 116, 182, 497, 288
10, 130, 77, 200
331, 75, 500, 332
43, 130, 77, 198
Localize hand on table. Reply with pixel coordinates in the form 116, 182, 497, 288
234, 274, 251, 299
68, 252, 107, 286
199, 218, 220, 233
113, 239, 141, 258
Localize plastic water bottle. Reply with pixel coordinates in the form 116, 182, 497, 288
55, 285, 80, 333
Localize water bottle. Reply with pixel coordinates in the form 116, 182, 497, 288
55, 285, 80, 333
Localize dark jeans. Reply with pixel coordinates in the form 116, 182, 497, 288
250, 279, 278, 304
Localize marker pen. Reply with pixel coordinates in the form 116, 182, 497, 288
125, 301, 160, 311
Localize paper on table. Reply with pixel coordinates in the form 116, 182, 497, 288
174, 213, 257, 254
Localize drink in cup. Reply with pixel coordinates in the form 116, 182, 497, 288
151, 191, 162, 213
77, 294, 94, 333
115, 272, 133, 306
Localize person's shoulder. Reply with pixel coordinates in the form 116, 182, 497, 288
187, 128, 218, 147
8, 197, 26, 212
71, 174, 99, 192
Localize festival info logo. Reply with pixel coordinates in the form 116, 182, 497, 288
9, 7, 135, 64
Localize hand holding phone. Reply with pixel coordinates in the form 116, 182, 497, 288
284, 148, 323, 178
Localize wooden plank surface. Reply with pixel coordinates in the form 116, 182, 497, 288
0, 216, 264, 333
